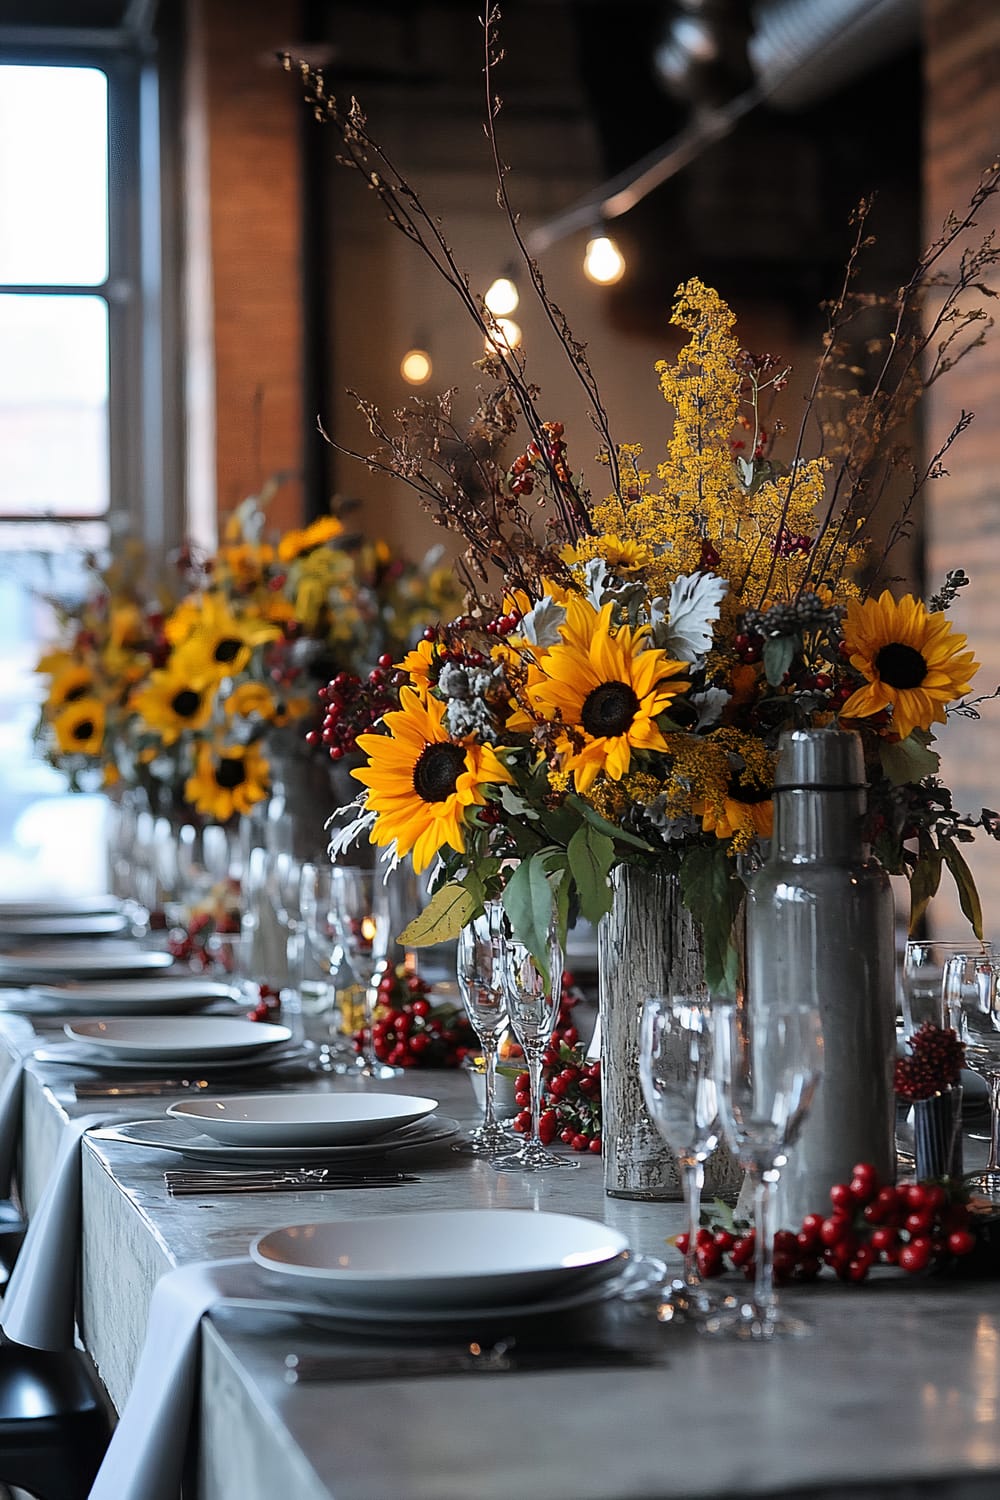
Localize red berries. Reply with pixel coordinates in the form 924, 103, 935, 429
691, 1162, 978, 1288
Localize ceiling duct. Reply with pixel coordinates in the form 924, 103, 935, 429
745, 0, 921, 110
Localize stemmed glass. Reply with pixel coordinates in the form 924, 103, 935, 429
454, 902, 510, 1157
298, 862, 360, 1073
708, 999, 824, 1339
328, 863, 402, 1080
639, 992, 721, 1322
949, 950, 1000, 1200
492, 925, 579, 1172
903, 939, 993, 1036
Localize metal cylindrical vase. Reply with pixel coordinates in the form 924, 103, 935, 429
913, 1087, 964, 1181
597, 865, 742, 1202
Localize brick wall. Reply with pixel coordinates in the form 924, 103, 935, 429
923, 0, 1000, 933
182, 0, 305, 543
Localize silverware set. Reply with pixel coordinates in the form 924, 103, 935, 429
75, 1078, 257, 1099
282, 1338, 659, 1383
164, 1166, 419, 1196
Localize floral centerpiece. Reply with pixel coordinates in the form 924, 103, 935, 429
291, 28, 1000, 995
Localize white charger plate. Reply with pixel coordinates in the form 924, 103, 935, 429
268, 1253, 665, 1329
0, 946, 174, 980
31, 1039, 309, 1074
250, 1209, 631, 1310
0, 913, 130, 940
27, 978, 241, 1017
91, 1113, 461, 1164
0, 896, 120, 919
63, 1017, 291, 1061
167, 1091, 439, 1146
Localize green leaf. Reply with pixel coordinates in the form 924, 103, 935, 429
398, 881, 477, 947
564, 793, 655, 852
678, 844, 742, 999
907, 849, 943, 934
502, 856, 556, 989
567, 824, 615, 927
879, 731, 940, 787
498, 784, 539, 820
940, 837, 984, 940
762, 634, 796, 688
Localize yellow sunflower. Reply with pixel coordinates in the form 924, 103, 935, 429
46, 664, 96, 711
512, 597, 689, 795
169, 593, 280, 680
52, 697, 105, 757
352, 687, 513, 871
130, 670, 217, 745
560, 534, 655, 573
839, 590, 979, 741
396, 638, 438, 696
277, 515, 343, 562
695, 791, 773, 852
184, 741, 271, 822
223, 682, 312, 725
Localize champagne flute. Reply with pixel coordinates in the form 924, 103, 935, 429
454, 902, 510, 1157
708, 999, 824, 1339
639, 993, 721, 1322
330, 863, 402, 1080
950, 951, 1000, 1200
492, 925, 578, 1172
298, 862, 357, 1073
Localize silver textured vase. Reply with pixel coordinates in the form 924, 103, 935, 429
746, 728, 897, 1228
598, 865, 743, 1202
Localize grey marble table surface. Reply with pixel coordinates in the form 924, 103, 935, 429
5, 1014, 1000, 1500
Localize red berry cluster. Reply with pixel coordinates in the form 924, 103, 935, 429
309, 661, 402, 762
733, 630, 763, 664
699, 539, 721, 570
895, 1022, 966, 1102
167, 907, 241, 970
695, 1162, 978, 1285
247, 983, 281, 1022
512, 1043, 602, 1152
361, 963, 478, 1069
772, 525, 813, 557
507, 420, 571, 497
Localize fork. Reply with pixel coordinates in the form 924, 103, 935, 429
164, 1167, 418, 1195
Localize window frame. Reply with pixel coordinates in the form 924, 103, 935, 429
0, 28, 178, 549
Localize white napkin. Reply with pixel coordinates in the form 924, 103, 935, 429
0, 1049, 25, 1198
89, 1257, 322, 1500
0, 1112, 113, 1350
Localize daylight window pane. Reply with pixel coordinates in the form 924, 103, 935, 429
0, 295, 109, 516
0, 66, 108, 285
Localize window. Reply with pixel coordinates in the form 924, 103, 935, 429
0, 42, 158, 893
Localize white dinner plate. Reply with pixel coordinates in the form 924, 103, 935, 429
63, 1017, 291, 1062
0, 913, 131, 940
270, 1252, 666, 1330
31, 1039, 311, 1074
27, 978, 242, 1017
91, 1113, 461, 1164
0, 945, 174, 981
0, 896, 120, 919
167, 1091, 440, 1146
250, 1209, 631, 1310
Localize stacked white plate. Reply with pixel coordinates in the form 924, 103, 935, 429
20, 977, 242, 1018
34, 1016, 297, 1074
167, 1091, 439, 1146
250, 1208, 634, 1322
0, 944, 174, 983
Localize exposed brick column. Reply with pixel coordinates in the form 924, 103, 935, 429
183, 0, 306, 541
923, 0, 1000, 930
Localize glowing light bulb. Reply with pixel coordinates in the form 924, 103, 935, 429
583, 234, 626, 286
361, 916, 378, 942
484, 316, 522, 353
400, 348, 432, 385
484, 275, 519, 316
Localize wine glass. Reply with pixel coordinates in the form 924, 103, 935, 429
950, 951, 1000, 1200
298, 862, 363, 1073
708, 999, 824, 1340
902, 939, 993, 1036
330, 863, 403, 1080
639, 993, 721, 1322
492, 924, 578, 1172
454, 903, 510, 1158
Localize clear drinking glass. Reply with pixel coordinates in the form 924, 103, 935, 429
950, 951, 1000, 1200
330, 863, 402, 1080
639, 993, 721, 1322
708, 999, 824, 1340
492, 925, 578, 1172
902, 939, 992, 1036
454, 902, 510, 1157
298, 862, 361, 1073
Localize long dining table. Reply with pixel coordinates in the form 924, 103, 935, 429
5, 1008, 1000, 1500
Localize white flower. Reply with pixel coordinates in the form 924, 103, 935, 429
520, 595, 566, 648
690, 686, 730, 729
650, 572, 728, 664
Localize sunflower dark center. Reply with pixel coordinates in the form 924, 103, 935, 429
171, 688, 202, 718
216, 757, 246, 790
214, 637, 242, 665
727, 777, 771, 806
72, 718, 95, 741
412, 742, 466, 803
581, 681, 640, 738
64, 683, 90, 703
875, 642, 927, 690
